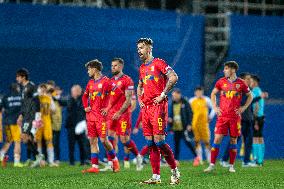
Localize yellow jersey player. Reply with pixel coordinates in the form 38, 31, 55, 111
189, 86, 215, 164
36, 84, 57, 167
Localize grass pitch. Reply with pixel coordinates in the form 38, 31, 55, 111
0, 160, 283, 189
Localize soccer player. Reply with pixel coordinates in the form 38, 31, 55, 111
36, 84, 57, 167
82, 59, 120, 173
189, 86, 215, 165
204, 61, 253, 173
16, 68, 44, 168
136, 38, 180, 185
0, 83, 23, 167
250, 75, 266, 166
101, 58, 143, 171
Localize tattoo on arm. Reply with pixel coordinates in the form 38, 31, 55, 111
163, 70, 178, 95
118, 90, 132, 114
137, 80, 143, 97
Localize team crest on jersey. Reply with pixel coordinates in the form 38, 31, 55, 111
151, 66, 155, 72
98, 84, 102, 89
236, 84, 240, 89
90, 85, 93, 89
117, 81, 122, 86
223, 83, 227, 87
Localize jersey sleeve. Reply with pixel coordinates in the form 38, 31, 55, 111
242, 81, 251, 94
215, 79, 222, 90
82, 82, 90, 108
125, 77, 135, 91
156, 59, 173, 75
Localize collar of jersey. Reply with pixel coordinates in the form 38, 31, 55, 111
93, 75, 104, 83
144, 57, 155, 66
113, 74, 124, 80
226, 77, 238, 83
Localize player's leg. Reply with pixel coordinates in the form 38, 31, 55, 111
82, 121, 100, 173
242, 120, 253, 166
193, 125, 202, 165
202, 124, 211, 163
140, 107, 161, 185
257, 117, 265, 165
0, 126, 12, 167
173, 131, 182, 163
11, 125, 23, 167
100, 121, 120, 173
44, 122, 56, 166
182, 130, 198, 166
108, 119, 117, 152
152, 102, 180, 185
227, 118, 241, 172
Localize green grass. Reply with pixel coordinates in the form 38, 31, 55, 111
0, 160, 283, 189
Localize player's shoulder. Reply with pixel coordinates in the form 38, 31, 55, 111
236, 77, 246, 84
123, 74, 133, 81
188, 96, 197, 104
153, 58, 166, 64
217, 77, 227, 82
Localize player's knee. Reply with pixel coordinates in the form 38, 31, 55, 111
153, 135, 165, 143
230, 137, 237, 144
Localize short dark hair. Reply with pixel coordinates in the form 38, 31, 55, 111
251, 74, 260, 83
239, 72, 250, 79
136, 38, 153, 46
224, 61, 239, 71
112, 57, 124, 65
194, 86, 204, 91
39, 83, 48, 90
85, 59, 103, 71
16, 68, 29, 80
172, 88, 181, 94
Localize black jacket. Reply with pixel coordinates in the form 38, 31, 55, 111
63, 95, 85, 129
169, 97, 193, 131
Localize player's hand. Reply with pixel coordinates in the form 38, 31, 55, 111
187, 125, 192, 132
235, 106, 245, 115
17, 115, 23, 126
101, 108, 108, 116
139, 101, 145, 109
208, 118, 212, 123
261, 92, 269, 99
84, 107, 91, 113
254, 124, 259, 131
132, 128, 139, 135
214, 107, 222, 116
112, 112, 122, 120
153, 96, 164, 105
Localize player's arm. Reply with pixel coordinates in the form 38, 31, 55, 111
154, 69, 178, 104
133, 111, 142, 134
137, 80, 144, 108
211, 87, 221, 116
112, 89, 132, 120
206, 96, 216, 121
82, 83, 91, 113
237, 91, 253, 115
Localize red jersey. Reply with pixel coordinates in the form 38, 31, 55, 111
109, 74, 134, 114
215, 77, 250, 118
139, 58, 173, 105
82, 76, 111, 121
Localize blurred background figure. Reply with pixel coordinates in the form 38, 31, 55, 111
47, 80, 63, 165
189, 86, 215, 165
65, 85, 88, 166
0, 83, 23, 167
168, 88, 199, 166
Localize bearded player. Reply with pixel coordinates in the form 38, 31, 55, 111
101, 58, 143, 171
137, 38, 180, 185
